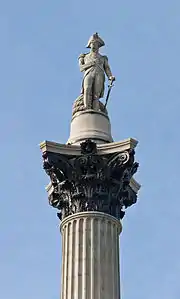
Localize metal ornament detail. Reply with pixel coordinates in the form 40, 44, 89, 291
42, 140, 139, 221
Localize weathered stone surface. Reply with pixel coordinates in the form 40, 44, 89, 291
40, 137, 138, 155
60, 212, 122, 299
72, 95, 108, 117
79, 33, 115, 110
68, 109, 113, 145
42, 139, 139, 221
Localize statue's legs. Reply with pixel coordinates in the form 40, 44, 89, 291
83, 72, 104, 110
83, 74, 93, 109
92, 99, 99, 111
93, 73, 104, 111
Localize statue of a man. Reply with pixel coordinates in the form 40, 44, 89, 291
79, 33, 115, 110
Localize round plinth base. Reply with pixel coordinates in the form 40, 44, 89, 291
67, 109, 113, 144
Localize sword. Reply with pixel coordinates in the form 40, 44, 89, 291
104, 78, 114, 110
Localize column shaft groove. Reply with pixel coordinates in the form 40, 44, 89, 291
60, 212, 122, 299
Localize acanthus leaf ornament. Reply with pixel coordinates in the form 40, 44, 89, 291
42, 140, 139, 221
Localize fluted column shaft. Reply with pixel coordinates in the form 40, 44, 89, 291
60, 211, 122, 299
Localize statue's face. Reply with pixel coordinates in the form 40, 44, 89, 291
90, 40, 100, 51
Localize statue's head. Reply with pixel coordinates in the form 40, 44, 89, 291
86, 33, 105, 51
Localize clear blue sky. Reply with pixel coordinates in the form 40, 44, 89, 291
0, 0, 180, 298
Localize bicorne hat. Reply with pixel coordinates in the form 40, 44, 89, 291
86, 33, 105, 48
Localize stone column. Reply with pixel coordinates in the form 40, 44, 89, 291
60, 212, 122, 299
41, 139, 140, 299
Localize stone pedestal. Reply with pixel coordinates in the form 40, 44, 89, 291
60, 212, 122, 299
68, 110, 113, 144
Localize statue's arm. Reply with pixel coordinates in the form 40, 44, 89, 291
78, 54, 95, 72
104, 56, 115, 80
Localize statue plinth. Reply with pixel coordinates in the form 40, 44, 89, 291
68, 109, 113, 144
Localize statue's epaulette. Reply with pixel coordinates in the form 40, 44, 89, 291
103, 55, 108, 61
78, 53, 88, 59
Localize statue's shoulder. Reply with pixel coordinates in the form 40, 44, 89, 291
78, 53, 88, 60
102, 55, 108, 61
